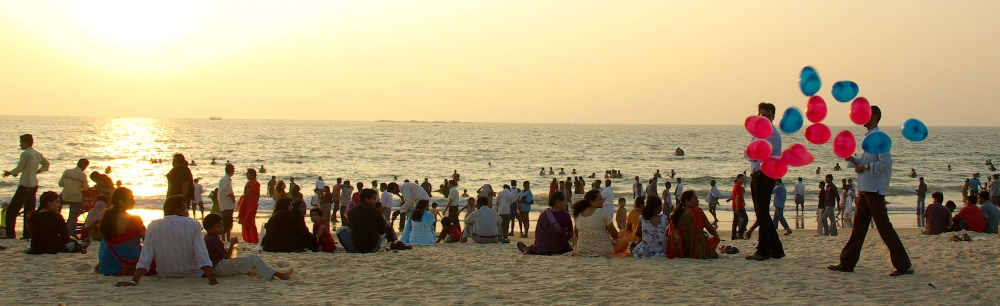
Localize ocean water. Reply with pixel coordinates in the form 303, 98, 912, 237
1, 116, 998, 229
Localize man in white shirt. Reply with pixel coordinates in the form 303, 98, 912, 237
632, 176, 642, 198
393, 181, 430, 231
192, 178, 205, 219
662, 181, 674, 213
601, 179, 615, 216
674, 178, 684, 204
380, 184, 395, 221
59, 159, 89, 235
3, 134, 50, 239
493, 185, 514, 242
645, 178, 658, 201
218, 164, 236, 241
315, 176, 325, 191
118, 195, 217, 287
445, 180, 460, 225
794, 177, 806, 215
462, 198, 502, 243
706, 180, 731, 226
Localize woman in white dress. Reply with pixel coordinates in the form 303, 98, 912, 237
571, 190, 620, 258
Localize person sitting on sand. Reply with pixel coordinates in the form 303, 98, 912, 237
666, 190, 720, 259
95, 188, 145, 275
570, 190, 620, 258
203, 213, 293, 281
401, 200, 437, 246
117, 195, 218, 287
951, 196, 985, 233
436, 217, 463, 243
922, 192, 951, 235
977, 191, 999, 234
261, 199, 318, 252
632, 196, 667, 259
27, 191, 91, 255
618, 196, 645, 243
518, 191, 573, 255
80, 194, 107, 240
461, 196, 502, 243
346, 189, 409, 253
310, 208, 337, 252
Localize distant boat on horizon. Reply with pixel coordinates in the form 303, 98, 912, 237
209, 117, 222, 120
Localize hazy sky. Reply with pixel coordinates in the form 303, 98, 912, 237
1, 1, 998, 126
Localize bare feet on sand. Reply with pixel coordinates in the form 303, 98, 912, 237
273, 268, 294, 280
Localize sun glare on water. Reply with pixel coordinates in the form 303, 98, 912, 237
93, 117, 169, 197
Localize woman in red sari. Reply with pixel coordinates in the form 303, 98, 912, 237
237, 169, 261, 243
666, 190, 720, 259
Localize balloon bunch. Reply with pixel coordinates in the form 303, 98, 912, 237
746, 66, 929, 179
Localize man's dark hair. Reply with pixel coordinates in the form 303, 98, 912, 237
931, 191, 943, 203
758, 102, 776, 114
360, 188, 378, 202
78, 159, 89, 169
980, 191, 991, 201
163, 195, 188, 216
225, 164, 235, 173
19, 134, 33, 147
870, 105, 881, 125
203, 213, 222, 229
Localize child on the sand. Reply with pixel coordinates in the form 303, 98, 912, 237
203, 213, 293, 281
310, 208, 337, 252
615, 198, 627, 231
436, 217, 462, 243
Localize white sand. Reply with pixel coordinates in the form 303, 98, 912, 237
1, 228, 998, 305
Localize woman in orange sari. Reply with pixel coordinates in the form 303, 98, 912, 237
666, 190, 720, 259
237, 169, 261, 244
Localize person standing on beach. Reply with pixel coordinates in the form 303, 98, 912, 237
59, 159, 89, 236
600, 179, 615, 217
394, 180, 430, 231
661, 181, 674, 217
421, 178, 432, 196
331, 178, 342, 223
674, 178, 684, 204
916, 177, 927, 227
4, 134, 49, 239
645, 178, 658, 202
445, 180, 460, 228
970, 173, 982, 196
267, 176, 276, 200
167, 154, 194, 205
705, 180, 729, 227
729, 174, 748, 240
990, 174, 1000, 205
494, 184, 513, 242
218, 164, 236, 242
822, 175, 839, 236
794, 177, 805, 216
517, 181, 534, 238
772, 179, 792, 235
829, 105, 913, 276
632, 177, 642, 198
340, 181, 354, 225
380, 183, 394, 221
192, 178, 205, 219
745, 102, 784, 261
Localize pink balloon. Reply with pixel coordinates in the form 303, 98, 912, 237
746, 139, 773, 161
804, 123, 831, 144
744, 116, 773, 139
761, 157, 788, 178
781, 143, 814, 167
805, 95, 827, 123
849, 97, 872, 125
832, 130, 857, 158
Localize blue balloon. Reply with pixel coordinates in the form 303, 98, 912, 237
901, 118, 928, 142
799, 67, 821, 96
831, 81, 859, 102
861, 130, 892, 154
779, 107, 804, 134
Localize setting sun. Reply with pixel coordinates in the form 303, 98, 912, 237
69, 0, 206, 51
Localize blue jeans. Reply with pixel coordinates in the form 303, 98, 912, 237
64, 202, 82, 236
916, 196, 926, 227
772, 207, 790, 230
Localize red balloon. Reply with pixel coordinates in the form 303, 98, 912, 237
850, 97, 872, 125
746, 139, 773, 161
781, 143, 814, 167
805, 95, 827, 123
832, 130, 857, 158
744, 116, 773, 139
804, 123, 831, 144
761, 157, 788, 178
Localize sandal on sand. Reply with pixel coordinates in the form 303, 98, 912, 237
961, 234, 972, 241
889, 269, 914, 276
389, 241, 412, 251
949, 235, 960, 242
517, 242, 528, 253
827, 264, 854, 272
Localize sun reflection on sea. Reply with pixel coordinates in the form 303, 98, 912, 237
91, 117, 169, 197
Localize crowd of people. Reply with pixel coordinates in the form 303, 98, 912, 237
2, 103, 999, 286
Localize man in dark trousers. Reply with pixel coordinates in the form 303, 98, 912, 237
744, 102, 784, 261
829, 105, 913, 276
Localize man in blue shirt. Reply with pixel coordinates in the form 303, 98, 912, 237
745, 102, 785, 261
829, 105, 913, 277
772, 179, 791, 235
978, 191, 999, 234
969, 173, 982, 195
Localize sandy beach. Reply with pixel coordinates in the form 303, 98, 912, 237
1, 227, 997, 305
